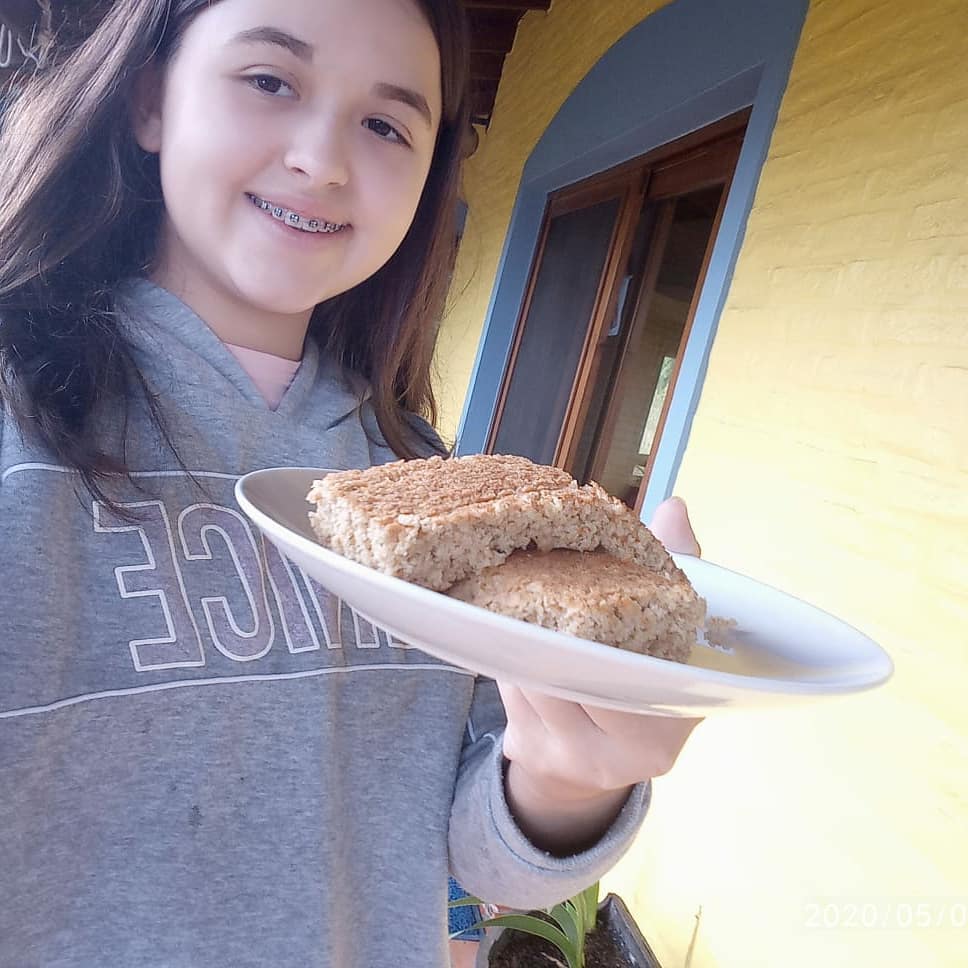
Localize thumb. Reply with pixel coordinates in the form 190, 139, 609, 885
648, 496, 701, 557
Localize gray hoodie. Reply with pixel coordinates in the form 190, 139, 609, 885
0, 279, 649, 968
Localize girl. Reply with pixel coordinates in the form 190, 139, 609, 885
0, 1, 701, 966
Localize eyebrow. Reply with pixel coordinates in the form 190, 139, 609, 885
372, 82, 434, 128
230, 26, 435, 128
231, 26, 314, 63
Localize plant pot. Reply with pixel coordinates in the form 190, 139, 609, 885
487, 893, 662, 968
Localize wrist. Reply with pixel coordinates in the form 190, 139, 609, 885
507, 759, 628, 805
503, 759, 633, 856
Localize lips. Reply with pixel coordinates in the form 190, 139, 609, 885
246, 193, 348, 234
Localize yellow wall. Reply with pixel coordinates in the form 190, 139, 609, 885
438, 0, 968, 965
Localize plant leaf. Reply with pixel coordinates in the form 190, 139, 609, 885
578, 883, 600, 936
551, 901, 582, 953
447, 895, 484, 909
573, 892, 588, 940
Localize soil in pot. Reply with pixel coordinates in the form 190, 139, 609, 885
488, 924, 629, 968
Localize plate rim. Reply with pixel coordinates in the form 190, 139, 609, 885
234, 467, 894, 700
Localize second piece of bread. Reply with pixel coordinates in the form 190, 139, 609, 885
448, 548, 702, 662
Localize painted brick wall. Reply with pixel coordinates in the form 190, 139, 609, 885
617, 4, 968, 964
438, 0, 968, 965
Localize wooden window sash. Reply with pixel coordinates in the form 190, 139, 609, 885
486, 110, 748, 469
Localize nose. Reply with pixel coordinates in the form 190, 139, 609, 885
284, 117, 350, 188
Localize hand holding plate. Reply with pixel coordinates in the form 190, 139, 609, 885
498, 498, 704, 852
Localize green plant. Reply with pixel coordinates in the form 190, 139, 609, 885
449, 881, 601, 968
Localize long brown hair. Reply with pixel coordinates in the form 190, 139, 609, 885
0, 0, 469, 502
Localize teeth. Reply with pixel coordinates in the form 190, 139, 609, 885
247, 194, 346, 234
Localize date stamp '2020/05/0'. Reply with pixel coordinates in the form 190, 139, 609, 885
803, 898, 967, 932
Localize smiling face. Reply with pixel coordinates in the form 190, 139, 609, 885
134, 0, 442, 355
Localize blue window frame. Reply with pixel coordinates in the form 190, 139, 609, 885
455, 0, 809, 522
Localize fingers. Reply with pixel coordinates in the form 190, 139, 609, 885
498, 684, 617, 792
497, 683, 547, 765
496, 683, 543, 734
518, 688, 598, 734
648, 496, 701, 557
582, 704, 702, 740
498, 683, 592, 759
498, 681, 704, 790
581, 706, 703, 775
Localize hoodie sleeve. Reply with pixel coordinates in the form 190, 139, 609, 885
448, 676, 651, 910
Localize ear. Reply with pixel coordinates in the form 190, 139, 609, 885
130, 63, 164, 154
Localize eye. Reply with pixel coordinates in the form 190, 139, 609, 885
247, 74, 296, 98
364, 117, 409, 146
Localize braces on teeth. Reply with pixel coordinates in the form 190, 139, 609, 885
248, 194, 346, 234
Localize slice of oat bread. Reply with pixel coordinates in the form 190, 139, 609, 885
448, 549, 702, 663
306, 454, 675, 591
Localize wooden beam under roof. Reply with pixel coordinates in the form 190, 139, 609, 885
464, 0, 552, 126
469, 50, 506, 82
464, 0, 551, 10
465, 9, 522, 53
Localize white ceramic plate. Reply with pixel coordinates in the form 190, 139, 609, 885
235, 467, 893, 716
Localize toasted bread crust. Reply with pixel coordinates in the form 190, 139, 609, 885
309, 455, 573, 521
307, 454, 676, 592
